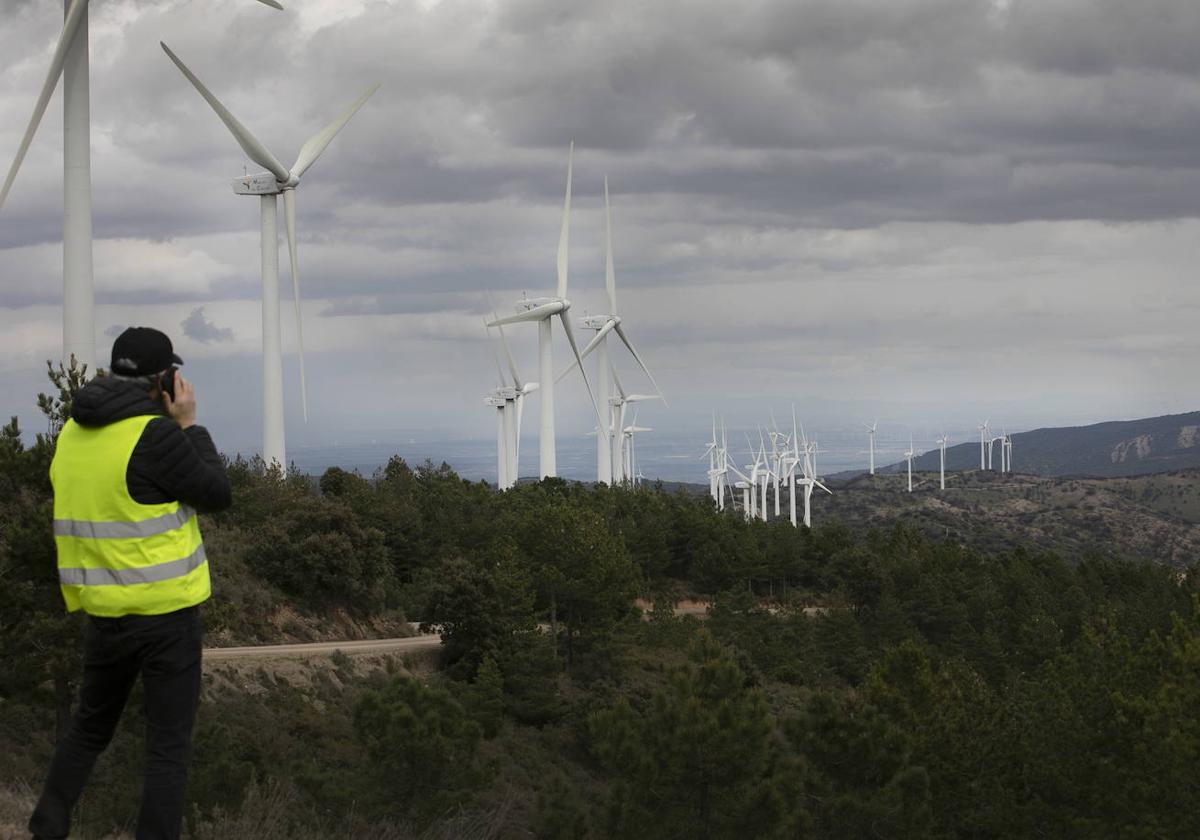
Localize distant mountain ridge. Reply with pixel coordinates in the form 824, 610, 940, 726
870, 411, 1200, 479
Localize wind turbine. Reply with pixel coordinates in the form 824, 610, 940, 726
905, 436, 915, 493
489, 315, 539, 488
978, 420, 989, 470
0, 0, 283, 369
560, 177, 663, 484
161, 43, 377, 470
623, 411, 652, 486
485, 317, 539, 489
609, 365, 661, 484
866, 420, 878, 476
744, 438, 763, 520
484, 393, 509, 488
488, 144, 601, 479
713, 418, 734, 511
937, 434, 948, 490
788, 412, 831, 528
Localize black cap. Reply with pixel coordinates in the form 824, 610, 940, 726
110, 327, 184, 376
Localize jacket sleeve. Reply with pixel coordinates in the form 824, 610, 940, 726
127, 418, 233, 514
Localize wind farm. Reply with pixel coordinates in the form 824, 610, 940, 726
2, 3, 1199, 838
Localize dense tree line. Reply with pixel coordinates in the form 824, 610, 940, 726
1, 366, 1198, 838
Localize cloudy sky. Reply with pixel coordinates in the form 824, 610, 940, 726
1, 0, 1197, 471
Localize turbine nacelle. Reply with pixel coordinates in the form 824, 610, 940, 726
232, 172, 283, 195
580, 314, 619, 330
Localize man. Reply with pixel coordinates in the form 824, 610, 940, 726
30, 327, 231, 840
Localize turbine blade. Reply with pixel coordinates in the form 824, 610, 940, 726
555, 318, 616, 384
604, 175, 617, 313
609, 363, 627, 400
486, 291, 524, 388
814, 480, 833, 495
556, 142, 573, 299
613, 323, 665, 406
1, 0, 88, 210
559, 311, 604, 428
255, 0, 285, 8
291, 84, 379, 180
283, 190, 308, 422
488, 328, 507, 387
160, 42, 291, 184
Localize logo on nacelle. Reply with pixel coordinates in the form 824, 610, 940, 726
231, 172, 281, 195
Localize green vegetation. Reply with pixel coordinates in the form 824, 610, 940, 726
2, 365, 1199, 838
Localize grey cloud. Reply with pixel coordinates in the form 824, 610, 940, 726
181, 307, 234, 344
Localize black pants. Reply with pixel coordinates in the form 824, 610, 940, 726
29, 606, 203, 840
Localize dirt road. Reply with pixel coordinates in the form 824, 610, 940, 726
203, 634, 441, 661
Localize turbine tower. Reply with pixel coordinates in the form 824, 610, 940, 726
0, 0, 282, 369
866, 420, 878, 476
905, 436, 915, 493
978, 420, 989, 470
488, 144, 601, 479
484, 393, 509, 488
937, 434, 948, 490
162, 43, 377, 470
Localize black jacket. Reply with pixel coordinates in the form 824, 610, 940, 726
70, 377, 232, 514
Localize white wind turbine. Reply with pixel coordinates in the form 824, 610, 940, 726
866, 420, 878, 476
161, 43, 377, 470
978, 420, 989, 470
722, 437, 754, 520
489, 316, 539, 488
488, 144, 602, 479
937, 433, 948, 490
743, 438, 764, 521
623, 411, 652, 486
484, 392, 509, 489
561, 177, 664, 484
752, 431, 771, 521
758, 432, 777, 518
716, 419, 733, 511
609, 365, 661, 485
905, 436, 915, 493
767, 415, 790, 517
787, 411, 832, 528
0, 0, 283, 369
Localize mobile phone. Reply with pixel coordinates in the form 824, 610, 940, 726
160, 366, 178, 402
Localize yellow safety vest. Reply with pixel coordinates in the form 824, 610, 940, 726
50, 415, 210, 617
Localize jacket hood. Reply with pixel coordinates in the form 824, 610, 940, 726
71, 377, 167, 428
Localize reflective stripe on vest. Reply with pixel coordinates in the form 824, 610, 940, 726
58, 543, 208, 586
50, 414, 211, 617
53, 506, 196, 539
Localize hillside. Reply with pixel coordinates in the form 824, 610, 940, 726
822, 468, 1200, 567
863, 410, 1200, 479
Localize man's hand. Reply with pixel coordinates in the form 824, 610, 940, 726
163, 371, 197, 429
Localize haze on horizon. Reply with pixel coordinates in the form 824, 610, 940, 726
1, 0, 1197, 463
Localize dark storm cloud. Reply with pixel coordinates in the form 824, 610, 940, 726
6, 0, 1200, 255
180, 306, 234, 344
